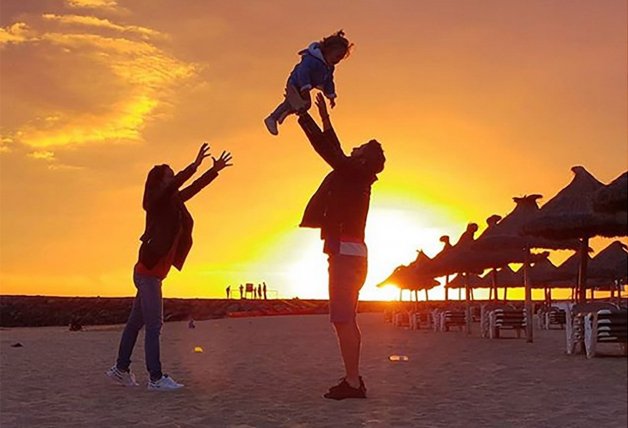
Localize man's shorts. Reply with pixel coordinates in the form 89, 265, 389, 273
328, 254, 368, 323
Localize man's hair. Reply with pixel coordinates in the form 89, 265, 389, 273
142, 164, 171, 209
363, 139, 385, 174
320, 30, 354, 59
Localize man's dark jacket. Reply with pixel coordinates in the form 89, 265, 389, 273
298, 116, 377, 243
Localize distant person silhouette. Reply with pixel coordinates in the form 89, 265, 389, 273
257, 284, 262, 300
239, 284, 244, 299
226, 285, 231, 299
286, 88, 385, 400
263, 282, 268, 300
253, 288, 258, 299
106, 143, 233, 391
264, 30, 353, 136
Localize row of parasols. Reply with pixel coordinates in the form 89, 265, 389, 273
378, 166, 627, 341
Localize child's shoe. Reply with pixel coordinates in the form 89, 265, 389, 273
264, 116, 279, 135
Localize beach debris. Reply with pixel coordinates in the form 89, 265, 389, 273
194, 346, 204, 353
10, 342, 23, 348
188, 319, 196, 329
388, 355, 409, 362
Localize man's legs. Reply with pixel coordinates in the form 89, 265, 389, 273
327, 254, 368, 398
332, 320, 362, 388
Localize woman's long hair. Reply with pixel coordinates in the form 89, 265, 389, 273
142, 164, 171, 210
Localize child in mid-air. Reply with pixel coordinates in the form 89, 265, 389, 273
264, 30, 353, 136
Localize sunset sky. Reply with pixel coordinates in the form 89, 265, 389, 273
1, 0, 626, 300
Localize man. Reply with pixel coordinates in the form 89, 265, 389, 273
286, 87, 385, 400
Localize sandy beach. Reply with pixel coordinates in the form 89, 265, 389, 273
1, 313, 626, 427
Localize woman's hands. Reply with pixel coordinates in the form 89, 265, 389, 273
194, 142, 211, 168
194, 143, 233, 173
212, 150, 233, 173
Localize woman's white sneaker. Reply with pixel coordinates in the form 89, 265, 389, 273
147, 374, 184, 391
106, 365, 138, 387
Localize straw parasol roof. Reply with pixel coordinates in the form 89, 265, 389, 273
415, 223, 482, 277
523, 166, 625, 239
480, 265, 522, 288
426, 213, 551, 277
588, 241, 628, 283
446, 272, 488, 289
377, 251, 440, 291
527, 257, 561, 288
593, 172, 627, 214
474, 195, 580, 251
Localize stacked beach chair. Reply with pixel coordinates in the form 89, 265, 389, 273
488, 307, 526, 339
566, 302, 628, 358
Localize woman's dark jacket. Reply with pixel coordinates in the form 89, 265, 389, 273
138, 164, 218, 270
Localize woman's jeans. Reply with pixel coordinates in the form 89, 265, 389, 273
116, 272, 163, 381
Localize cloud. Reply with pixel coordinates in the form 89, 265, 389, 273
42, 13, 164, 40
28, 150, 56, 160
0, 8, 197, 157
65, 0, 120, 12
0, 22, 36, 46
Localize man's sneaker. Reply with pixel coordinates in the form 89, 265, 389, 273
323, 377, 367, 400
284, 85, 308, 113
106, 365, 138, 387
147, 374, 184, 391
264, 116, 279, 136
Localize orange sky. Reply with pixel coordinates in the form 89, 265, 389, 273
1, 0, 626, 300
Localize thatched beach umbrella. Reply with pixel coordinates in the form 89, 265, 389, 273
377, 251, 440, 301
587, 241, 628, 298
479, 265, 522, 301
593, 172, 628, 214
469, 194, 580, 342
523, 166, 626, 303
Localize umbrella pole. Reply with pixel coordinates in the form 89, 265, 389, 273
464, 273, 472, 335
445, 275, 449, 302
491, 269, 498, 302
504, 286, 508, 302
578, 237, 589, 303
524, 247, 533, 343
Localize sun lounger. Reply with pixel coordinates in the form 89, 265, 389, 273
441, 310, 467, 332
409, 311, 432, 330
566, 302, 617, 355
480, 303, 512, 338
583, 308, 628, 358
393, 311, 410, 328
488, 308, 526, 339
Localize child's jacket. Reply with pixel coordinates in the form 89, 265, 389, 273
288, 42, 337, 99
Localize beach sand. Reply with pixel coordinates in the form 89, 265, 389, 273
1, 313, 626, 427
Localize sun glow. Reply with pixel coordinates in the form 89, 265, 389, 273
275, 203, 455, 301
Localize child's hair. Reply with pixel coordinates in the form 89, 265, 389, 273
143, 164, 171, 209
320, 30, 354, 59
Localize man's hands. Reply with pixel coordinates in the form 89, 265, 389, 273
315, 93, 329, 119
212, 150, 233, 173
194, 142, 211, 168
329, 98, 336, 109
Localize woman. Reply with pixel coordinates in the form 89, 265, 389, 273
106, 143, 233, 391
